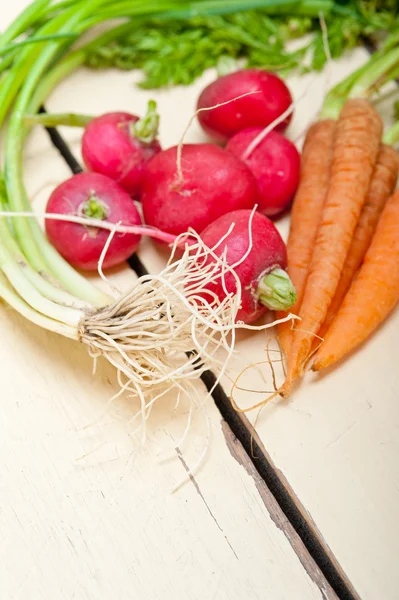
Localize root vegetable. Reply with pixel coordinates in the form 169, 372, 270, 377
312, 189, 399, 371
45, 172, 142, 271
277, 119, 336, 358
197, 69, 293, 143
141, 144, 257, 236
82, 101, 161, 197
282, 99, 383, 396
226, 127, 300, 216
199, 209, 296, 324
319, 144, 399, 336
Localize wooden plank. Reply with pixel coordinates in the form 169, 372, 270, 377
0, 4, 337, 599
0, 294, 333, 600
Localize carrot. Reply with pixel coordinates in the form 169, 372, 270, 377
277, 119, 336, 359
281, 98, 383, 396
312, 189, 399, 371
318, 144, 399, 337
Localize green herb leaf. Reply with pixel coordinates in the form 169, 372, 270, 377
84, 3, 399, 89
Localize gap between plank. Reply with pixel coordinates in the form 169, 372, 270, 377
39, 111, 358, 600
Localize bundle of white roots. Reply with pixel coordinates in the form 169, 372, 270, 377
78, 227, 288, 440
81, 232, 240, 422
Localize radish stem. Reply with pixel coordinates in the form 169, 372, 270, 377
132, 100, 160, 144
256, 268, 297, 311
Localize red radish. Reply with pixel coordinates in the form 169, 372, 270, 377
226, 127, 301, 216
197, 69, 293, 143
200, 209, 296, 324
141, 144, 257, 236
82, 101, 161, 197
45, 172, 142, 271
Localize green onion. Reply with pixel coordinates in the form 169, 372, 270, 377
24, 112, 93, 128
384, 121, 399, 146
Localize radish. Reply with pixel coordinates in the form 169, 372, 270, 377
197, 69, 293, 143
226, 127, 301, 216
141, 144, 257, 236
200, 209, 296, 324
82, 101, 161, 197
45, 172, 142, 271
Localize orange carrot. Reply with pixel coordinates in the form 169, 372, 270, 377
319, 144, 399, 337
282, 99, 383, 396
277, 119, 336, 359
312, 189, 399, 371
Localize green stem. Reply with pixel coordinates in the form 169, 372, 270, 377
320, 43, 399, 120
28, 48, 87, 112
4, 0, 112, 308
132, 100, 160, 144
216, 55, 239, 77
319, 48, 386, 120
0, 2, 98, 123
0, 52, 18, 78
0, 33, 78, 58
0, 0, 51, 47
319, 66, 369, 119
82, 197, 108, 220
24, 111, 93, 128
27, 20, 137, 112
0, 269, 78, 340
256, 268, 297, 311
0, 5, 80, 136
383, 121, 399, 146
96, 0, 336, 20
0, 224, 84, 328
348, 47, 399, 100
0, 198, 91, 310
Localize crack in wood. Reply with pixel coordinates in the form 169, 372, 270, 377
176, 447, 239, 561
327, 423, 357, 449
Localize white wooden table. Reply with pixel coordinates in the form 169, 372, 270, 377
1, 3, 398, 599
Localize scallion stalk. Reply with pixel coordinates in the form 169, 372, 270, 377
24, 112, 93, 128
3, 0, 112, 308
383, 121, 399, 146
0, 0, 51, 47
0, 269, 79, 340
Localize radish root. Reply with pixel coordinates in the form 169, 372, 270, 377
80, 229, 296, 437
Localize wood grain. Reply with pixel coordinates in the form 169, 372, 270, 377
0, 306, 327, 600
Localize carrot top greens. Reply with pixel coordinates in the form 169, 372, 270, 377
84, 1, 399, 88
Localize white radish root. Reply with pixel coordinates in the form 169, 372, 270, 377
80, 227, 296, 440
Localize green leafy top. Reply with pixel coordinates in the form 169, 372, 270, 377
84, 1, 399, 89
